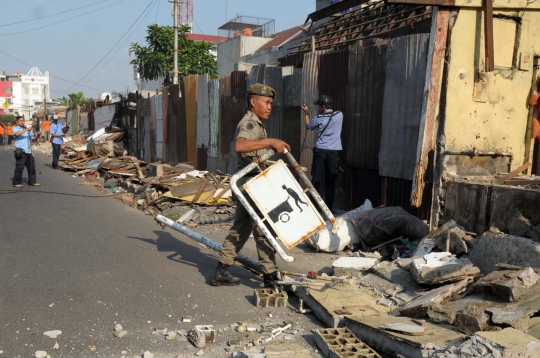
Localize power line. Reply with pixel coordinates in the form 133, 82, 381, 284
0, 0, 111, 28
82, 0, 160, 86
65, 0, 159, 93
0, 48, 106, 93
155, 0, 161, 23
0, 0, 125, 37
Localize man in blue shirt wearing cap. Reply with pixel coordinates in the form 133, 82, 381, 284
302, 95, 343, 212
12, 115, 40, 187
50, 115, 65, 169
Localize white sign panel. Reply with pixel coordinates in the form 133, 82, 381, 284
21, 76, 48, 85
244, 160, 326, 249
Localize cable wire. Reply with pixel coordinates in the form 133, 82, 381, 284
0, 0, 125, 37
82, 0, 159, 86
65, 0, 159, 93
0, 0, 111, 28
0, 48, 106, 93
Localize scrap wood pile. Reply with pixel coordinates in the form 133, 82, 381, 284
57, 136, 235, 224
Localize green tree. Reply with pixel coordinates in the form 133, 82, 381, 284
54, 92, 94, 107
130, 24, 218, 86
0, 114, 16, 125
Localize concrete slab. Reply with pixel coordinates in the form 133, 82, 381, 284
294, 284, 391, 328
477, 328, 540, 356
443, 182, 488, 234
332, 257, 378, 277
411, 252, 480, 285
468, 229, 540, 275
264, 341, 312, 357
346, 315, 466, 358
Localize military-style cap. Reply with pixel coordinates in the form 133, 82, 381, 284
247, 83, 275, 98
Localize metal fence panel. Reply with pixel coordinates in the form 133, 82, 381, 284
184, 74, 198, 166
208, 79, 219, 171
379, 33, 429, 180
196, 73, 210, 170
154, 94, 163, 161
282, 68, 303, 159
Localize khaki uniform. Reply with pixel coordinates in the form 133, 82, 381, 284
218, 111, 277, 274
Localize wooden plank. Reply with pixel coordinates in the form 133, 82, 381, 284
200, 188, 217, 204
495, 163, 532, 184
135, 163, 145, 180
169, 181, 205, 198
483, 0, 494, 72
504, 179, 540, 186
191, 180, 208, 203
213, 185, 231, 201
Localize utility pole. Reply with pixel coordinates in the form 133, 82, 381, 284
171, 0, 179, 85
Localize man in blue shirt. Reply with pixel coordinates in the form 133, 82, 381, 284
12, 115, 40, 187
49, 115, 65, 169
302, 95, 343, 211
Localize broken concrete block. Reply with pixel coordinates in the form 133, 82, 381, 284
188, 325, 215, 348
313, 328, 381, 358
507, 208, 532, 236
153, 327, 167, 335
427, 303, 458, 325
264, 341, 312, 357
354, 250, 382, 261
148, 163, 163, 178
114, 324, 122, 332
114, 330, 127, 338
165, 330, 177, 341
400, 279, 469, 318
34, 352, 47, 358
332, 257, 378, 277
411, 252, 480, 285
486, 307, 531, 331
477, 268, 539, 302
468, 229, 540, 274
371, 261, 422, 293
254, 289, 288, 308
476, 328, 540, 357
182, 315, 192, 322
529, 225, 540, 243
456, 304, 492, 335
436, 227, 468, 256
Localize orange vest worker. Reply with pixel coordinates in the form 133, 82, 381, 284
43, 120, 51, 132
7, 125, 13, 135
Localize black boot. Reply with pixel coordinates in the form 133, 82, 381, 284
210, 263, 241, 286
263, 271, 280, 288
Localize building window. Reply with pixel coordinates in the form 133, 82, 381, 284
32, 88, 39, 94
5, 87, 12, 93
24, 87, 29, 94
6, 98, 11, 104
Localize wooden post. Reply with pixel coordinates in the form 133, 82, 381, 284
483, 0, 495, 72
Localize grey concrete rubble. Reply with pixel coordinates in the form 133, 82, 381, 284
411, 252, 480, 285
435, 227, 468, 256
476, 267, 539, 302
506, 209, 532, 236
434, 328, 540, 358
332, 257, 378, 277
42, 330, 62, 339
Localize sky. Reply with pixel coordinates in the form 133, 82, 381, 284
1, 0, 314, 100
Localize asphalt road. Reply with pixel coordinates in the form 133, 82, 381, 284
0, 146, 330, 358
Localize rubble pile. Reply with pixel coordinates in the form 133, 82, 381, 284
53, 135, 235, 226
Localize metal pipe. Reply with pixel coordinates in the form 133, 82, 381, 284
283, 149, 339, 234
230, 150, 296, 263
444, 148, 513, 172
298, 299, 312, 314
155, 214, 264, 274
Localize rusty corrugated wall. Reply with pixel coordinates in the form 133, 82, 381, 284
165, 84, 187, 163
196, 73, 210, 170
162, 87, 169, 161
184, 74, 198, 166
208, 78, 219, 172
154, 94, 163, 161
347, 40, 387, 170
300, 50, 330, 176
379, 33, 430, 180
282, 68, 303, 159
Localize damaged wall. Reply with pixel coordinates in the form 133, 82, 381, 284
443, 7, 540, 174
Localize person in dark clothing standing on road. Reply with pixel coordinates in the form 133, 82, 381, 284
302, 95, 343, 212
12, 115, 40, 187
50, 115, 64, 169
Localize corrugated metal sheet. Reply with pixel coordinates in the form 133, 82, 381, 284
345, 168, 382, 208
149, 97, 156, 162
196, 74, 210, 170
144, 103, 151, 162
347, 40, 387, 170
154, 94, 163, 161
300, 50, 330, 175
208, 78, 219, 171
260, 66, 283, 161
381, 176, 431, 221
140, 98, 151, 116
162, 87, 169, 162
379, 33, 429, 180
282, 68, 303, 159
184, 74, 198, 166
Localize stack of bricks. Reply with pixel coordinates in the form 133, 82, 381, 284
314, 327, 382, 358
254, 288, 288, 307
